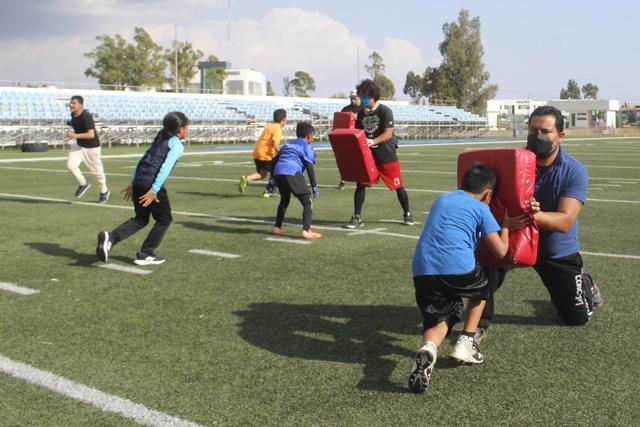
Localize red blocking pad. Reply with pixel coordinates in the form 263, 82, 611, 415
332, 111, 355, 130
328, 128, 379, 184
457, 148, 539, 268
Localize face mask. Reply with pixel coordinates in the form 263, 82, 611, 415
360, 96, 371, 107
527, 132, 555, 159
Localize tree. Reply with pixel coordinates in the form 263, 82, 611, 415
402, 9, 497, 112
364, 51, 395, 100
560, 79, 581, 99
165, 40, 203, 92
282, 71, 316, 97
364, 51, 385, 79
84, 27, 166, 90
581, 82, 599, 99
266, 81, 275, 96
202, 54, 228, 94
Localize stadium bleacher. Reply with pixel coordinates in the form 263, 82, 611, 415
0, 86, 486, 125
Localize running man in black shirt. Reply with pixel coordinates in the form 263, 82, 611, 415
67, 95, 109, 203
343, 79, 414, 228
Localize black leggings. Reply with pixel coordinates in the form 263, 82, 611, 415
275, 176, 313, 230
354, 184, 410, 216
110, 185, 173, 254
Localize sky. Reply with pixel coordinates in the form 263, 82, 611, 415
1, 0, 639, 102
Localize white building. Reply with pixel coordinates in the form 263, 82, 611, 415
223, 69, 267, 97
486, 99, 547, 129
487, 98, 620, 130
547, 99, 619, 129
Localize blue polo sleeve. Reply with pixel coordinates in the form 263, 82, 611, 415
150, 136, 184, 193
479, 203, 501, 237
562, 163, 588, 204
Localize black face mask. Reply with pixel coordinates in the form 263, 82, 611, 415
526, 133, 555, 159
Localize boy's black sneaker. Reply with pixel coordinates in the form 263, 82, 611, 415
96, 231, 112, 263
337, 181, 346, 191
75, 183, 91, 198
402, 212, 416, 226
343, 215, 363, 229
134, 252, 166, 266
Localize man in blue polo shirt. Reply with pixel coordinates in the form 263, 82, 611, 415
477, 106, 602, 342
270, 122, 321, 240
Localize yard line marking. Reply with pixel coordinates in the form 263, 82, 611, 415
610, 181, 636, 185
0, 282, 39, 296
0, 355, 204, 427
422, 211, 430, 215
346, 227, 388, 236
582, 251, 640, 260
590, 184, 621, 187
584, 165, 640, 169
98, 264, 152, 275
189, 249, 241, 259
587, 198, 640, 204
264, 237, 312, 245
590, 177, 640, 182
379, 219, 422, 224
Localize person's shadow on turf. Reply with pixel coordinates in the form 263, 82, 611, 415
235, 303, 420, 393
25, 242, 130, 266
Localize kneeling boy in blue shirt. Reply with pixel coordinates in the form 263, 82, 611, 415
408, 163, 520, 394
270, 122, 321, 239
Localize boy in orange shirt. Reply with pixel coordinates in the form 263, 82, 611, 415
239, 109, 286, 196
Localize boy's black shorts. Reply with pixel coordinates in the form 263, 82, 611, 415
414, 265, 496, 333
275, 173, 310, 196
254, 159, 272, 173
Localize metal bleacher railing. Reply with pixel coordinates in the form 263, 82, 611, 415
0, 86, 488, 148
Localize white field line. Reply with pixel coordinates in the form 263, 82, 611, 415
98, 264, 152, 275
0, 150, 253, 164
0, 282, 39, 296
379, 219, 422, 225
590, 177, 640, 182
582, 251, 640, 260
188, 249, 240, 259
610, 181, 636, 185
264, 237, 312, 245
584, 165, 640, 169
0, 355, 203, 427
2, 192, 640, 259
589, 184, 621, 187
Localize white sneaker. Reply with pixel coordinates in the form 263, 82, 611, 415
408, 341, 437, 394
451, 335, 484, 364
96, 231, 112, 263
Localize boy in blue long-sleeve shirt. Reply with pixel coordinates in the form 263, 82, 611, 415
96, 112, 188, 265
271, 122, 321, 239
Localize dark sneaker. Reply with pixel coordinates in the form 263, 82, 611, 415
473, 327, 488, 347
408, 341, 437, 394
337, 181, 346, 191
134, 252, 166, 266
96, 231, 112, 263
451, 335, 484, 364
402, 212, 416, 226
98, 190, 110, 204
583, 272, 603, 308
343, 215, 363, 229
75, 183, 91, 198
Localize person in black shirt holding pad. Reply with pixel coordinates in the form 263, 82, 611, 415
66, 95, 110, 203
343, 79, 414, 228
335, 89, 364, 191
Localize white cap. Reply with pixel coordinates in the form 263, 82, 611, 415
350, 89, 357, 98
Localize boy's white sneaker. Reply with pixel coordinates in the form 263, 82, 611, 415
408, 341, 437, 394
451, 335, 484, 365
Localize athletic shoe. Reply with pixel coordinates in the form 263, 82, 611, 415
272, 226, 283, 236
402, 212, 416, 226
133, 252, 166, 266
408, 341, 437, 394
473, 327, 488, 347
302, 229, 322, 239
451, 335, 484, 364
592, 283, 603, 307
343, 215, 363, 229
98, 190, 110, 204
262, 191, 271, 199
239, 176, 247, 193
75, 183, 91, 198
96, 231, 112, 263
337, 181, 346, 191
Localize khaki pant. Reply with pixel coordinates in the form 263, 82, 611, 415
66, 143, 108, 193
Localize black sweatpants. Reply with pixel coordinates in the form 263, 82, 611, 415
480, 252, 594, 327
110, 185, 173, 255
274, 174, 312, 230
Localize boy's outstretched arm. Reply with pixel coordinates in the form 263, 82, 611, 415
305, 162, 319, 198
483, 211, 516, 259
